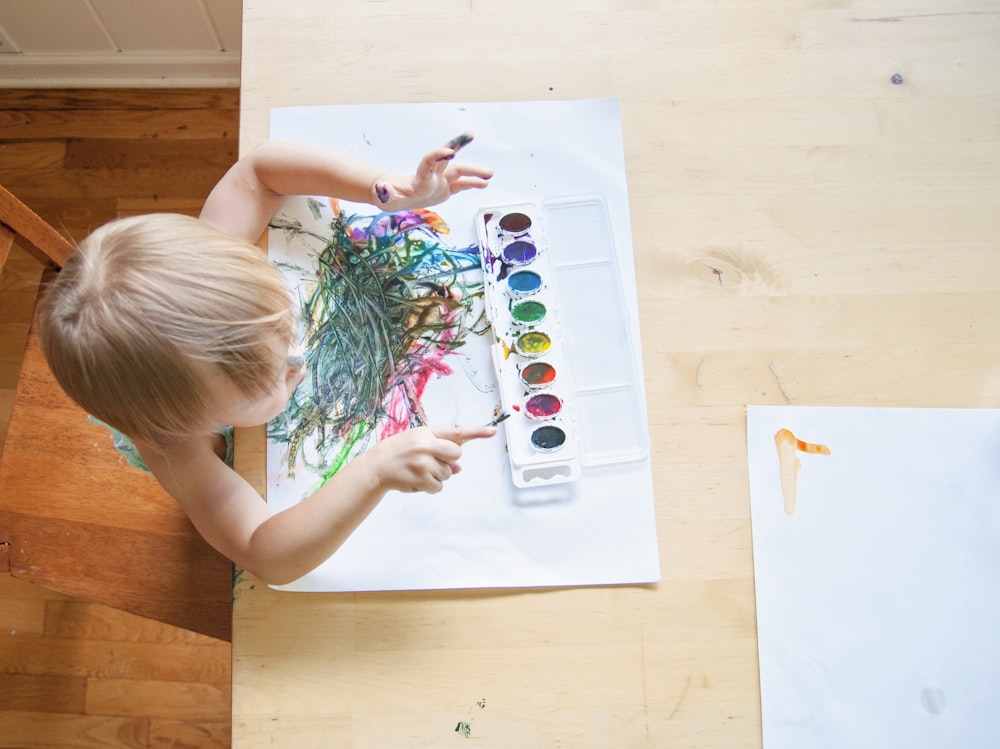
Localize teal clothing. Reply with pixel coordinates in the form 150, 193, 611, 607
89, 416, 235, 473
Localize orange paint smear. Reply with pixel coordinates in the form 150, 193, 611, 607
775, 428, 831, 456
774, 428, 831, 516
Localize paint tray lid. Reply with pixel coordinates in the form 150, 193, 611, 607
541, 195, 650, 466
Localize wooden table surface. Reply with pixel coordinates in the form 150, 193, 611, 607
232, 2, 1000, 746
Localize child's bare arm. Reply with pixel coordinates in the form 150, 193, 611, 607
199, 137, 493, 242
139, 424, 495, 585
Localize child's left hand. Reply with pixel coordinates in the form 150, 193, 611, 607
373, 133, 493, 210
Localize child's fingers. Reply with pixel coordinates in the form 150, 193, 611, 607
436, 461, 455, 481
448, 176, 493, 194
445, 132, 474, 152
424, 146, 455, 167
432, 424, 498, 446
385, 424, 495, 493
408, 149, 451, 190
447, 163, 494, 180
422, 134, 478, 169
415, 455, 455, 494
444, 163, 494, 193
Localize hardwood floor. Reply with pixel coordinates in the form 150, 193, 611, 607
1, 89, 238, 748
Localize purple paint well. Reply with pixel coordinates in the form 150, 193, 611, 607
501, 240, 537, 266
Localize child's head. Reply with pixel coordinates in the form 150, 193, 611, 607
38, 213, 300, 448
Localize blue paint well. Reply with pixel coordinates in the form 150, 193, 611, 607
507, 269, 542, 296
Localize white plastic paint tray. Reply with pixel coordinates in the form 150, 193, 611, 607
476, 196, 649, 488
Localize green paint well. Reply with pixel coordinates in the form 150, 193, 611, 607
511, 300, 546, 325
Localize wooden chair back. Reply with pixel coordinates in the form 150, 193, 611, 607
0, 185, 232, 641
0, 183, 74, 273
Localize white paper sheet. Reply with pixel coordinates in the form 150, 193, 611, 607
748, 405, 1000, 747
265, 100, 659, 592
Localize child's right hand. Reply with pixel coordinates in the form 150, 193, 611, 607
372, 133, 493, 211
364, 424, 497, 494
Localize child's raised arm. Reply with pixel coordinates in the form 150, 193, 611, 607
199, 136, 493, 241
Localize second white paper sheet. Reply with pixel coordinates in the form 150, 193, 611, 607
748, 405, 1000, 748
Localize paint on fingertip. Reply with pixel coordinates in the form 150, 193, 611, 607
447, 132, 474, 150
375, 184, 391, 203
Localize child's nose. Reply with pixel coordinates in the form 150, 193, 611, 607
286, 356, 306, 388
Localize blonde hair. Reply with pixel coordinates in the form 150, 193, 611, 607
38, 213, 296, 447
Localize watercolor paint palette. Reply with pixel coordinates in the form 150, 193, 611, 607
477, 196, 649, 488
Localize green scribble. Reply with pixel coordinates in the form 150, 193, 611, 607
308, 420, 367, 494
268, 208, 487, 485
306, 197, 325, 221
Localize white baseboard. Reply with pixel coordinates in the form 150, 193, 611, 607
0, 52, 240, 88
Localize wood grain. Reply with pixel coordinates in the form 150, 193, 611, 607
0, 88, 235, 748
0, 183, 74, 266
0, 108, 238, 141
0, 574, 231, 749
233, 1, 1000, 747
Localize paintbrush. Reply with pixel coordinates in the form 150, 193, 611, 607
455, 412, 510, 447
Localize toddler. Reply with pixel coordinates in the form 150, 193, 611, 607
38, 136, 495, 585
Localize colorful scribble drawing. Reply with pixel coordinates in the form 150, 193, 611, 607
268, 199, 488, 488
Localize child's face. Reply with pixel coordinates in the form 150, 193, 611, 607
206, 339, 307, 429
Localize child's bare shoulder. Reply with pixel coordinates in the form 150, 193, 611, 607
134, 432, 233, 482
